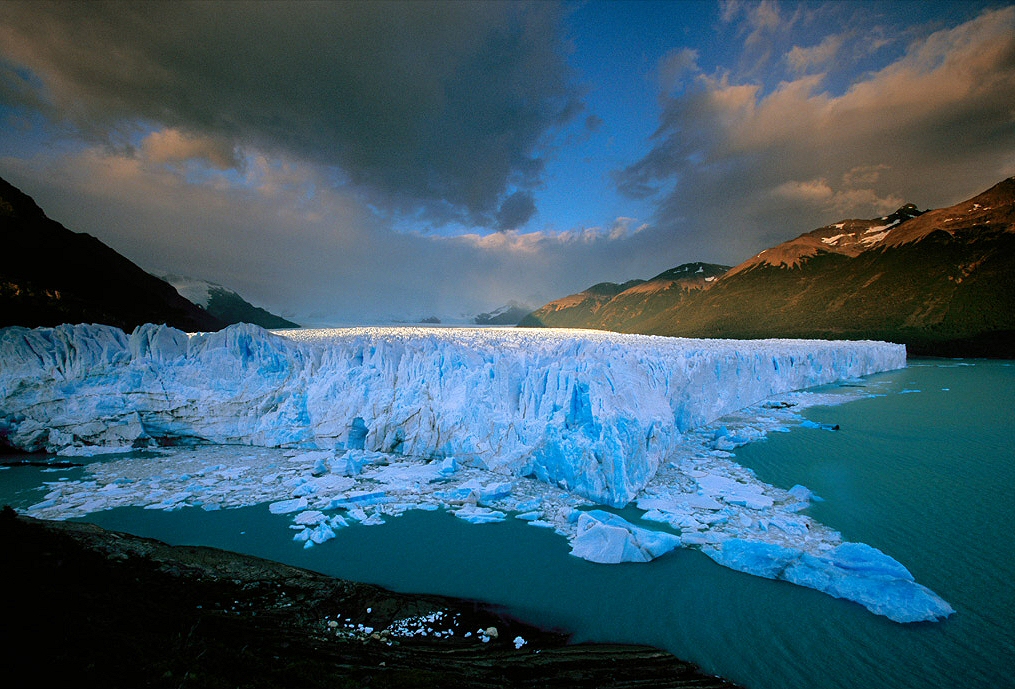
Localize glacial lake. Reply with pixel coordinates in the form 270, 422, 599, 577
2, 358, 1013, 689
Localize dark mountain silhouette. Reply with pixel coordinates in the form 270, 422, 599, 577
474, 301, 535, 326
161, 274, 299, 329
1, 177, 223, 332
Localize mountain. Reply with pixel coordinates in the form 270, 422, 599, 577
162, 275, 299, 329
474, 301, 534, 326
517, 279, 646, 329
725, 204, 925, 274
523, 177, 1015, 357
0, 177, 223, 332
519, 263, 729, 332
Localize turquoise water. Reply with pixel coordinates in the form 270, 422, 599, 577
3, 359, 1013, 688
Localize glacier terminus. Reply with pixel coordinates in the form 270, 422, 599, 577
0, 323, 953, 623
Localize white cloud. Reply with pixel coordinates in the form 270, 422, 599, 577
842, 164, 890, 187
746, 1, 785, 42
456, 215, 649, 252
773, 178, 833, 204
774, 178, 904, 217
786, 33, 846, 73
658, 48, 700, 93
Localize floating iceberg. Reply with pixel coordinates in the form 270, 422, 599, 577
704, 539, 954, 624
571, 510, 681, 563
0, 323, 904, 506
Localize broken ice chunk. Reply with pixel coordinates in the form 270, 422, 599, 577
293, 517, 346, 547
268, 497, 308, 514
638, 494, 723, 512
704, 538, 954, 623
799, 420, 840, 431
363, 461, 444, 489
327, 490, 388, 509
570, 510, 680, 564
453, 504, 507, 524
293, 510, 328, 526
695, 474, 773, 509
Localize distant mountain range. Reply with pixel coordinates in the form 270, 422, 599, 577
162, 275, 299, 330
522, 177, 1015, 357
5, 171, 1013, 354
474, 301, 534, 325
0, 177, 296, 332
520, 263, 729, 331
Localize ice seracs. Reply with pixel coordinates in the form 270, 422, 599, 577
0, 322, 904, 506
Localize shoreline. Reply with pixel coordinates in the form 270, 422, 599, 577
1, 507, 739, 688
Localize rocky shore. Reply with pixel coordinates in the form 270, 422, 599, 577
1, 507, 739, 688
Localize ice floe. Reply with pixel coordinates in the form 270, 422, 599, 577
571, 510, 682, 563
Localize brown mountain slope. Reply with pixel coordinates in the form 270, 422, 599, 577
645, 178, 1015, 356
881, 177, 1015, 248
726, 204, 924, 275
519, 263, 728, 330
518, 278, 646, 328
523, 177, 1015, 357
0, 177, 223, 332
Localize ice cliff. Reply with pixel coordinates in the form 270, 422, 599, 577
0, 323, 904, 507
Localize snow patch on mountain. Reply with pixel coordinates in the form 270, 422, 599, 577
162, 274, 216, 308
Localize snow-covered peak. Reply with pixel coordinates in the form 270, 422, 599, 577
858, 219, 899, 246
648, 262, 729, 282
821, 233, 851, 246
473, 301, 534, 326
730, 204, 924, 275
160, 274, 299, 329
161, 274, 216, 308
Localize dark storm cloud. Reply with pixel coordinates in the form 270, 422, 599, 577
494, 190, 536, 230
0, 0, 579, 225
1, 151, 661, 326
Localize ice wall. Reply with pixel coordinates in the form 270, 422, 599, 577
0, 323, 906, 506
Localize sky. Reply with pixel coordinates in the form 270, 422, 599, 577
2, 1, 1014, 325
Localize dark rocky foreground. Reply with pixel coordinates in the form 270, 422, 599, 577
0, 508, 739, 688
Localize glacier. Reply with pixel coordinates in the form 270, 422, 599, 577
0, 323, 953, 622
0, 323, 904, 506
